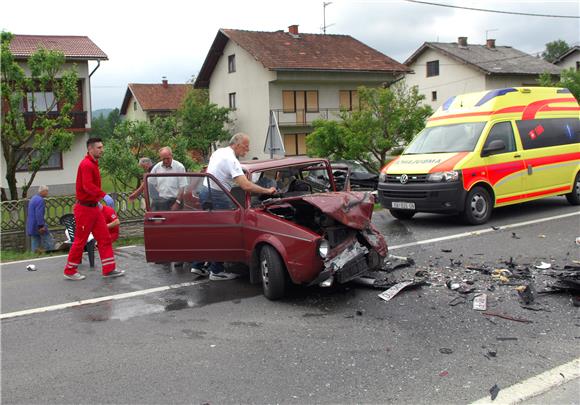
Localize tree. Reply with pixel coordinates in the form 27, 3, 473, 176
538, 68, 580, 102
91, 108, 121, 140
306, 84, 432, 172
179, 88, 231, 161
541, 39, 569, 63
1, 31, 79, 199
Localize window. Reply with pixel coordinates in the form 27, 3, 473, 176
26, 92, 57, 112
283, 133, 308, 156
576, 61, 580, 71
483, 122, 516, 154
516, 118, 579, 150
426, 60, 439, 77
431, 91, 438, 102
282, 90, 319, 113
133, 101, 137, 111
16, 149, 63, 172
229, 92, 236, 110
228, 55, 236, 73
339, 90, 359, 111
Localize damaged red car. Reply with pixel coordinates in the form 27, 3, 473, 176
143, 157, 387, 300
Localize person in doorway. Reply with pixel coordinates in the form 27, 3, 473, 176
100, 194, 120, 243
26, 185, 55, 252
149, 147, 187, 211
63, 137, 124, 281
191, 133, 276, 281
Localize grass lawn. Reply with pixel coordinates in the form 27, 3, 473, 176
0, 236, 144, 264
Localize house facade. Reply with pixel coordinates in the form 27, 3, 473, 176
404, 37, 562, 110
553, 46, 580, 71
120, 79, 191, 122
1, 35, 107, 197
194, 26, 409, 159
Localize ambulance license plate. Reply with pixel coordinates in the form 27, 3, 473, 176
392, 201, 415, 210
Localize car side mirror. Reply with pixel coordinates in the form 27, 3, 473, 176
481, 139, 506, 157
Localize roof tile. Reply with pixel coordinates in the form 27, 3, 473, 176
9, 35, 108, 60
128, 83, 192, 111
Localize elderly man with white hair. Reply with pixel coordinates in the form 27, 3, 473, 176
26, 185, 55, 252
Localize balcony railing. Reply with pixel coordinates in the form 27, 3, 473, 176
271, 108, 349, 127
22, 111, 87, 130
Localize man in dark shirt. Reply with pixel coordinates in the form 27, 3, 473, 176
63, 137, 125, 281
26, 185, 55, 252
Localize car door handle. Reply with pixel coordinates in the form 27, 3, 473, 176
514, 154, 521, 158
147, 217, 166, 222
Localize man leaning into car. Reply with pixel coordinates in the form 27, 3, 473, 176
191, 133, 276, 281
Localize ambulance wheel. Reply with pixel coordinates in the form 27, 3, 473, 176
260, 245, 286, 300
462, 186, 492, 225
565, 172, 580, 205
390, 209, 415, 220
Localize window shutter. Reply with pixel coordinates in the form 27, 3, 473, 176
351, 91, 359, 111
339, 91, 350, 110
282, 91, 295, 113
306, 91, 318, 112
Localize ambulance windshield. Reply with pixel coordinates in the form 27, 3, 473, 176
405, 122, 486, 154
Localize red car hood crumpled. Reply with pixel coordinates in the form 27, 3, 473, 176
300, 191, 375, 230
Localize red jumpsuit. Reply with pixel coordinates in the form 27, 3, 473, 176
101, 205, 119, 243
64, 154, 116, 276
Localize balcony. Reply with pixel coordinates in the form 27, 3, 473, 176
271, 108, 348, 127
23, 111, 87, 130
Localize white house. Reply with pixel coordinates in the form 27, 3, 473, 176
553, 45, 580, 71
404, 37, 562, 110
1, 35, 107, 197
194, 25, 410, 159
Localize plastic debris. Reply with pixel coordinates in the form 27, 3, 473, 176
378, 280, 415, 301
491, 226, 500, 230
439, 370, 449, 377
26, 264, 37, 271
496, 337, 518, 341
538, 234, 547, 238
439, 348, 453, 354
516, 285, 535, 304
535, 262, 551, 270
441, 248, 452, 253
490, 384, 500, 401
511, 232, 521, 239
473, 293, 487, 311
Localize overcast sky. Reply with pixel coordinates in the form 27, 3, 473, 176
2, 0, 578, 110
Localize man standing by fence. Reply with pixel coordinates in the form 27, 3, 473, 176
63, 137, 124, 281
26, 185, 55, 252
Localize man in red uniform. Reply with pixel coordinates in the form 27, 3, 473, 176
63, 137, 125, 280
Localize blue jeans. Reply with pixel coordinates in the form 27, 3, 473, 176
192, 186, 234, 274
30, 230, 55, 252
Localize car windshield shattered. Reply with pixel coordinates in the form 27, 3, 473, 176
405, 122, 486, 154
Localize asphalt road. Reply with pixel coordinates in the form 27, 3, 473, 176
2, 196, 579, 404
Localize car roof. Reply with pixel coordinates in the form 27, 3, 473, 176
241, 156, 329, 173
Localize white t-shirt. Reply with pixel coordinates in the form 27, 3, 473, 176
150, 159, 187, 199
206, 146, 244, 191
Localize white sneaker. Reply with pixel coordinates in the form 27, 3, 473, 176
209, 272, 239, 281
64, 272, 86, 281
191, 267, 209, 277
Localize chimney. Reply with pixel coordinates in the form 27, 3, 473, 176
288, 25, 299, 35
162, 76, 168, 88
486, 39, 496, 49
458, 36, 468, 47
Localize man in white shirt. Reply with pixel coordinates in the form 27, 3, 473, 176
191, 133, 276, 281
149, 147, 187, 211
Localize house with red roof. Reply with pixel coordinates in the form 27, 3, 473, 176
1, 34, 107, 196
194, 25, 409, 158
120, 79, 191, 122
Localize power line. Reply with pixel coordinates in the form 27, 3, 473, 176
404, 0, 580, 19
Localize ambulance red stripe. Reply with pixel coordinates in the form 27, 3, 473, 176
497, 186, 571, 204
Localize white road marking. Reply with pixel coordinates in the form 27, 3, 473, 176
1, 210, 578, 320
470, 357, 580, 404
0, 245, 138, 266
0, 280, 207, 320
388, 211, 580, 251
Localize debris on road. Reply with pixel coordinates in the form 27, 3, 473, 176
516, 284, 535, 304
448, 296, 467, 306
441, 248, 452, 253
378, 280, 415, 301
535, 262, 552, 270
576, 237, 580, 246
439, 348, 453, 354
26, 264, 37, 271
511, 232, 521, 239
496, 337, 518, 341
483, 312, 533, 324
473, 293, 487, 311
489, 384, 500, 401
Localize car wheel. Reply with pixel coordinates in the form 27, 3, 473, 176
565, 172, 580, 205
389, 209, 415, 220
462, 186, 492, 225
260, 245, 286, 300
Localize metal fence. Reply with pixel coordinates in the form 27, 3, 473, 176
1, 192, 145, 233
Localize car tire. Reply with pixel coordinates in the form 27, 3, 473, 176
565, 172, 580, 205
462, 186, 492, 225
260, 245, 286, 300
390, 209, 415, 220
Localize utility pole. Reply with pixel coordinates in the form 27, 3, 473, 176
323, 2, 333, 34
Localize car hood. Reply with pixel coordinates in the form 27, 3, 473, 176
278, 191, 376, 230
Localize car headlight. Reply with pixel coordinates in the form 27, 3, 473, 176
318, 239, 330, 258
379, 173, 387, 183
427, 171, 460, 182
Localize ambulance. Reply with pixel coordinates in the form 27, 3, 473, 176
377, 87, 580, 224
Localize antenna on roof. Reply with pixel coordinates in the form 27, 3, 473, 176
322, 2, 334, 34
